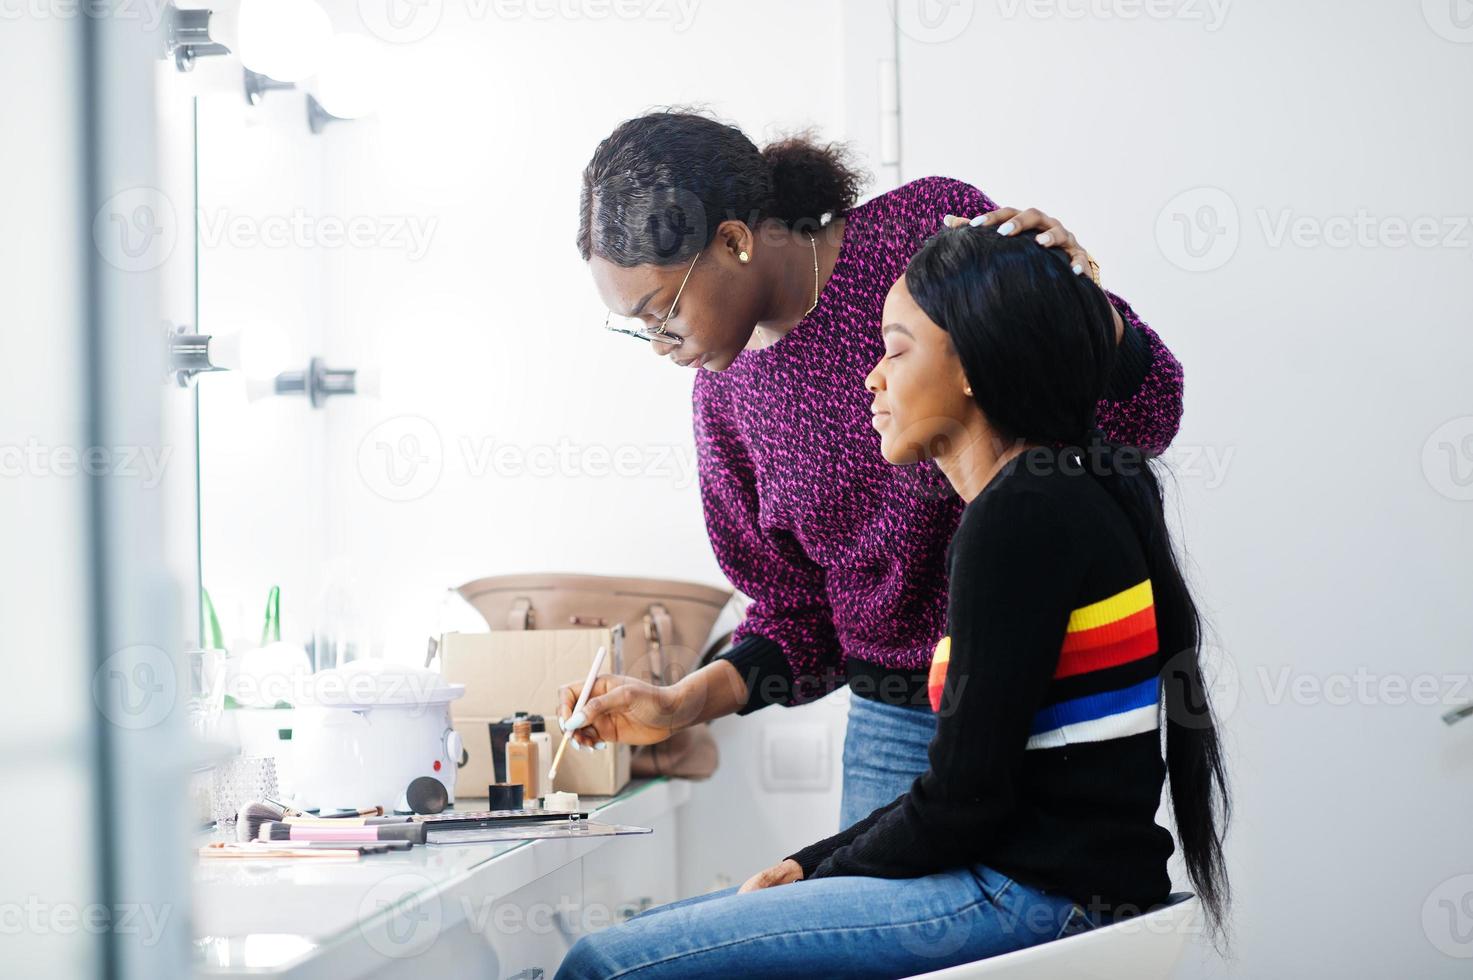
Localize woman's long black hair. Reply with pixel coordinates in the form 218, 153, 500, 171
577, 108, 866, 266
906, 226, 1232, 942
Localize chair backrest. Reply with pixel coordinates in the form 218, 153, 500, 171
908, 892, 1200, 980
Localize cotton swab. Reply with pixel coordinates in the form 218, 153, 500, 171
548, 644, 607, 782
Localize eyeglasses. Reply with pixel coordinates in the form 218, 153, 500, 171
602, 250, 701, 348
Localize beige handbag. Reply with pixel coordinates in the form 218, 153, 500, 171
454, 573, 736, 779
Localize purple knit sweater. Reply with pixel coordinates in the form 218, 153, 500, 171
695, 177, 1184, 709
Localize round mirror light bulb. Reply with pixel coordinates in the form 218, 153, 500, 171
234, 0, 332, 83
210, 325, 292, 379
309, 33, 387, 120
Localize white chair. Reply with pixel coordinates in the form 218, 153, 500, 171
908, 892, 1199, 980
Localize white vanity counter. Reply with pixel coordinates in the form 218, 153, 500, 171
194, 777, 692, 979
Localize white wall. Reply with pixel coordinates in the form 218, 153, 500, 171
896, 1, 1473, 976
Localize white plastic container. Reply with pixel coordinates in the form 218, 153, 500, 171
291, 661, 465, 813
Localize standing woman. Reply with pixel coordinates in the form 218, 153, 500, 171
563, 109, 1184, 826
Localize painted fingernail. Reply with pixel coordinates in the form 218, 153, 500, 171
998, 221, 1016, 235
572, 740, 584, 751
969, 214, 988, 227
594, 741, 607, 750
1072, 263, 1085, 275
1036, 232, 1052, 246
564, 710, 586, 731
942, 214, 957, 225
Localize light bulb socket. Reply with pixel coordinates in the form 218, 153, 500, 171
244, 68, 296, 107
273, 357, 359, 408
169, 329, 224, 386
167, 5, 231, 72
306, 94, 350, 135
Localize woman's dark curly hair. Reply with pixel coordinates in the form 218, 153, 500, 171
577, 108, 867, 267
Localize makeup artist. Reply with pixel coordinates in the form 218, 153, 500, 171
558, 109, 1184, 828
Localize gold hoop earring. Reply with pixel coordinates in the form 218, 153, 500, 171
738, 250, 750, 264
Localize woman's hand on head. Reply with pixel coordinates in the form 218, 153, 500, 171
942, 208, 1124, 343
556, 673, 684, 747
738, 858, 804, 893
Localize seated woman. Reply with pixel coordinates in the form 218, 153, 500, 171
555, 224, 1231, 980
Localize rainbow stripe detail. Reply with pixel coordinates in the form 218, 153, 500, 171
927, 635, 950, 712
925, 579, 1160, 743
1028, 580, 1159, 749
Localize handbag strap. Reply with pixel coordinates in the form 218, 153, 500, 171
644, 603, 674, 685
507, 596, 533, 631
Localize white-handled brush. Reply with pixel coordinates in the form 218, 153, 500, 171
548, 644, 607, 783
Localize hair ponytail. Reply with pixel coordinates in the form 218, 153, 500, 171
578, 109, 865, 266
1082, 430, 1232, 944
907, 227, 1232, 944
760, 134, 865, 231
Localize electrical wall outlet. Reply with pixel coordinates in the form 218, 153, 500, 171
759, 723, 832, 792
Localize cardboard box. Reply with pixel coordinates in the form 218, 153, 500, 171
439, 626, 630, 798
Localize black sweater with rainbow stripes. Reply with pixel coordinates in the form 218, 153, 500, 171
786, 449, 1177, 915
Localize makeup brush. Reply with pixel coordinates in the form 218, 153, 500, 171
236, 799, 289, 842
548, 644, 607, 783
257, 820, 428, 845
237, 801, 407, 841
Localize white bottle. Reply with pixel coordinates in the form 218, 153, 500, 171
530, 729, 552, 801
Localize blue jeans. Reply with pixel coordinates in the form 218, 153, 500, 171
555, 865, 1099, 979
841, 693, 938, 827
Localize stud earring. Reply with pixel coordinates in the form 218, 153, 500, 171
963, 386, 973, 396
738, 250, 750, 263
